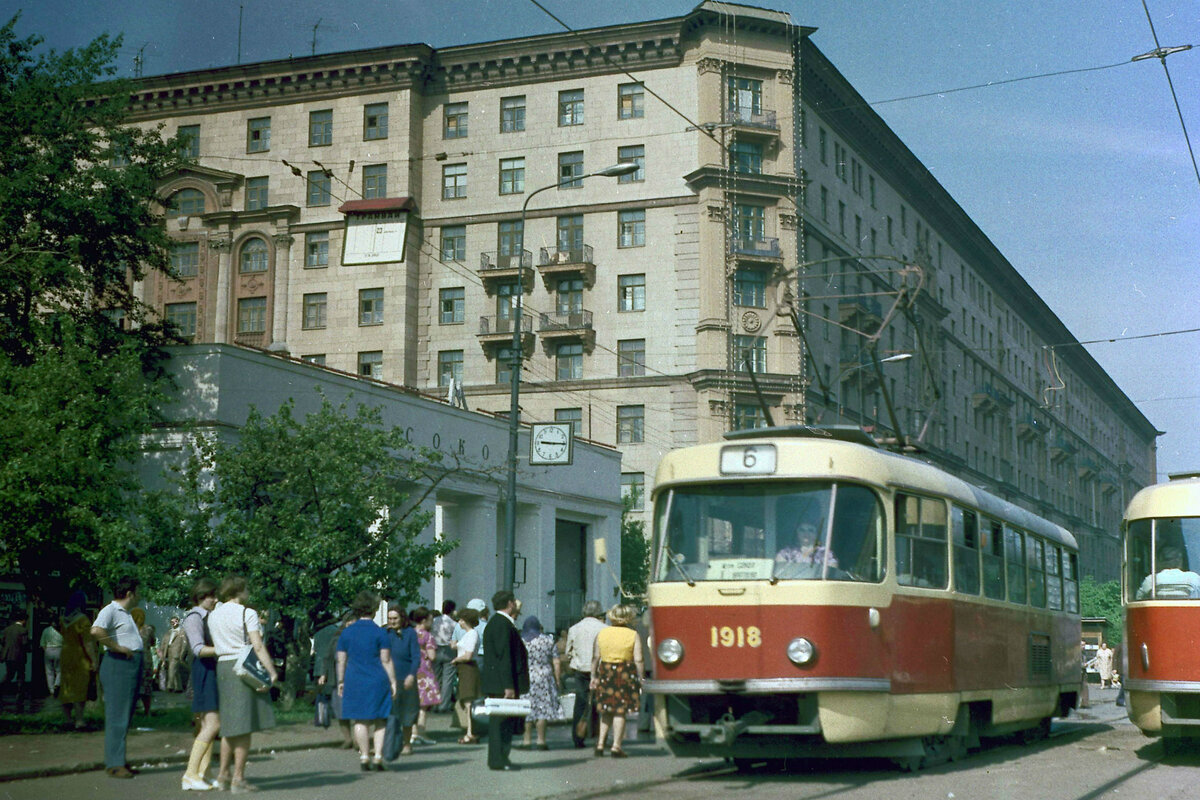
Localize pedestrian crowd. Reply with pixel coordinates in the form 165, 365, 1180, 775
1, 579, 649, 789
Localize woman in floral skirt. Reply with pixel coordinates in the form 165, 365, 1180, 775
589, 604, 644, 758
519, 615, 562, 749
409, 607, 442, 745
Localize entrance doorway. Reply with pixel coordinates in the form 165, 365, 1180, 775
554, 520, 587, 635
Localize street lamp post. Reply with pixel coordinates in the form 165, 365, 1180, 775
501, 161, 640, 592
836, 352, 912, 421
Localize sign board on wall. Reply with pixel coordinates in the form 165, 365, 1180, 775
339, 197, 414, 265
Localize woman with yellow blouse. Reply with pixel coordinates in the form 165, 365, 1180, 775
589, 604, 644, 757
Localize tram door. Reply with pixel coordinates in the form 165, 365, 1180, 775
555, 520, 587, 635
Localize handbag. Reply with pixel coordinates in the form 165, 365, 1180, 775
232, 608, 273, 691
480, 696, 531, 717
314, 694, 331, 728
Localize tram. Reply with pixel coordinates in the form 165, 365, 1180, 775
1122, 473, 1200, 752
644, 426, 1082, 769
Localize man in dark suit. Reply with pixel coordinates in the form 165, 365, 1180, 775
481, 590, 529, 771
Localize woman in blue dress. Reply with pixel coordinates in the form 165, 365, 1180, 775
336, 591, 397, 771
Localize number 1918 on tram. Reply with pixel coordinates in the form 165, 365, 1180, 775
645, 426, 1082, 769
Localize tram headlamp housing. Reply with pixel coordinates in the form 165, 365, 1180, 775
787, 637, 816, 666
657, 638, 684, 666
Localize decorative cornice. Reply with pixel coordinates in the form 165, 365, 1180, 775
685, 165, 804, 200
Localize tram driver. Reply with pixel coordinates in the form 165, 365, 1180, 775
1135, 545, 1200, 599
775, 521, 838, 579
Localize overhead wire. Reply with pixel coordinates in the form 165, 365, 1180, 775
1139, 0, 1200, 191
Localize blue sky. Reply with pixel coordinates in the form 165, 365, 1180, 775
8, 0, 1198, 481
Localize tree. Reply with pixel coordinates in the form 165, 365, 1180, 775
127, 395, 461, 702
619, 491, 650, 605
1080, 577, 1123, 646
0, 17, 180, 608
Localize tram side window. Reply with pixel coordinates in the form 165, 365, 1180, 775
895, 493, 947, 589
981, 518, 1006, 600
1005, 527, 1027, 604
1045, 544, 1063, 610
827, 484, 885, 582
1064, 550, 1079, 613
1028, 537, 1047, 608
952, 506, 981, 595
1130, 517, 1200, 600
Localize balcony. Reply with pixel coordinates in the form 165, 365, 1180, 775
538, 245, 596, 289
725, 105, 780, 138
478, 250, 534, 296
234, 331, 266, 349
477, 314, 534, 356
1049, 435, 1078, 464
730, 235, 782, 264
1017, 413, 1045, 441
538, 309, 595, 353
972, 382, 1013, 414
838, 297, 883, 329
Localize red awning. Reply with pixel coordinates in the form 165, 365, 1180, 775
338, 197, 415, 214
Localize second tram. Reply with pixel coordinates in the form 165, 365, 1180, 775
1122, 473, 1200, 752
645, 426, 1082, 769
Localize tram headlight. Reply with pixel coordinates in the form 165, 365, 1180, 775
657, 638, 684, 666
787, 637, 816, 666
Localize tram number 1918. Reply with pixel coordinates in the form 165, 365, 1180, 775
711, 625, 762, 648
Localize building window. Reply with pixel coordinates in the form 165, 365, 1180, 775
556, 215, 583, 253
177, 124, 200, 159
237, 297, 267, 334
499, 157, 525, 195
495, 346, 514, 385
618, 274, 645, 311
556, 342, 583, 381
302, 292, 327, 330
734, 335, 767, 372
305, 231, 329, 268
733, 267, 767, 308
307, 170, 331, 206
358, 350, 383, 378
309, 109, 332, 146
439, 287, 464, 324
734, 402, 767, 430
301, 354, 325, 366
555, 408, 583, 438
618, 339, 645, 377
166, 188, 205, 218
556, 277, 583, 315
500, 95, 525, 132
438, 350, 463, 387
444, 102, 468, 139
442, 163, 467, 199
362, 164, 387, 199
498, 220, 524, 257
820, 185, 828, 221
558, 151, 583, 188
617, 144, 644, 182
246, 117, 270, 152
245, 176, 269, 210
617, 405, 644, 443
364, 103, 388, 140
621, 472, 645, 511
239, 237, 269, 273
732, 203, 765, 243
170, 241, 200, 277
359, 288, 384, 326
165, 302, 197, 339
440, 225, 466, 261
730, 141, 762, 174
558, 89, 584, 126
819, 127, 827, 164
618, 209, 645, 247
728, 76, 762, 116
618, 83, 644, 119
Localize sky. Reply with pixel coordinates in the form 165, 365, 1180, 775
6, 0, 1198, 482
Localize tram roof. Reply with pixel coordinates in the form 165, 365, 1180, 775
656, 426, 1076, 550
1125, 476, 1200, 521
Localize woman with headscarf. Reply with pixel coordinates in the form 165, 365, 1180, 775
519, 615, 562, 750
590, 604, 644, 758
129, 608, 156, 716
58, 591, 96, 729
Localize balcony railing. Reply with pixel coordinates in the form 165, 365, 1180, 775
478, 314, 533, 336
539, 310, 593, 332
539, 244, 594, 267
480, 250, 532, 270
726, 105, 779, 131
730, 235, 781, 259
234, 331, 266, 348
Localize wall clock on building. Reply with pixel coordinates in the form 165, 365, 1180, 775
529, 423, 573, 465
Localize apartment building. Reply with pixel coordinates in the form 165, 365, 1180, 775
123, 1, 1157, 580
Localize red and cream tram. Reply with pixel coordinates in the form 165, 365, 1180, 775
1122, 473, 1200, 752
645, 426, 1082, 769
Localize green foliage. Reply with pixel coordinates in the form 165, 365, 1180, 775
129, 395, 461, 632
0, 18, 180, 603
619, 491, 650, 604
1079, 577, 1123, 646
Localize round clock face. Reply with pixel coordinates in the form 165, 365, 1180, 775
533, 425, 570, 461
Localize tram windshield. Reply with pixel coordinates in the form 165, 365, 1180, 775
1126, 517, 1200, 601
653, 480, 885, 583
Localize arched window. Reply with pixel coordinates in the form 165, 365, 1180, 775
166, 188, 206, 218
239, 237, 269, 273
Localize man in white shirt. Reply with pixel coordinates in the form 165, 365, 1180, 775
564, 600, 607, 748
90, 576, 143, 779
1136, 546, 1200, 599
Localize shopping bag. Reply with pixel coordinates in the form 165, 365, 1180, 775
232, 645, 272, 691
314, 694, 331, 728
